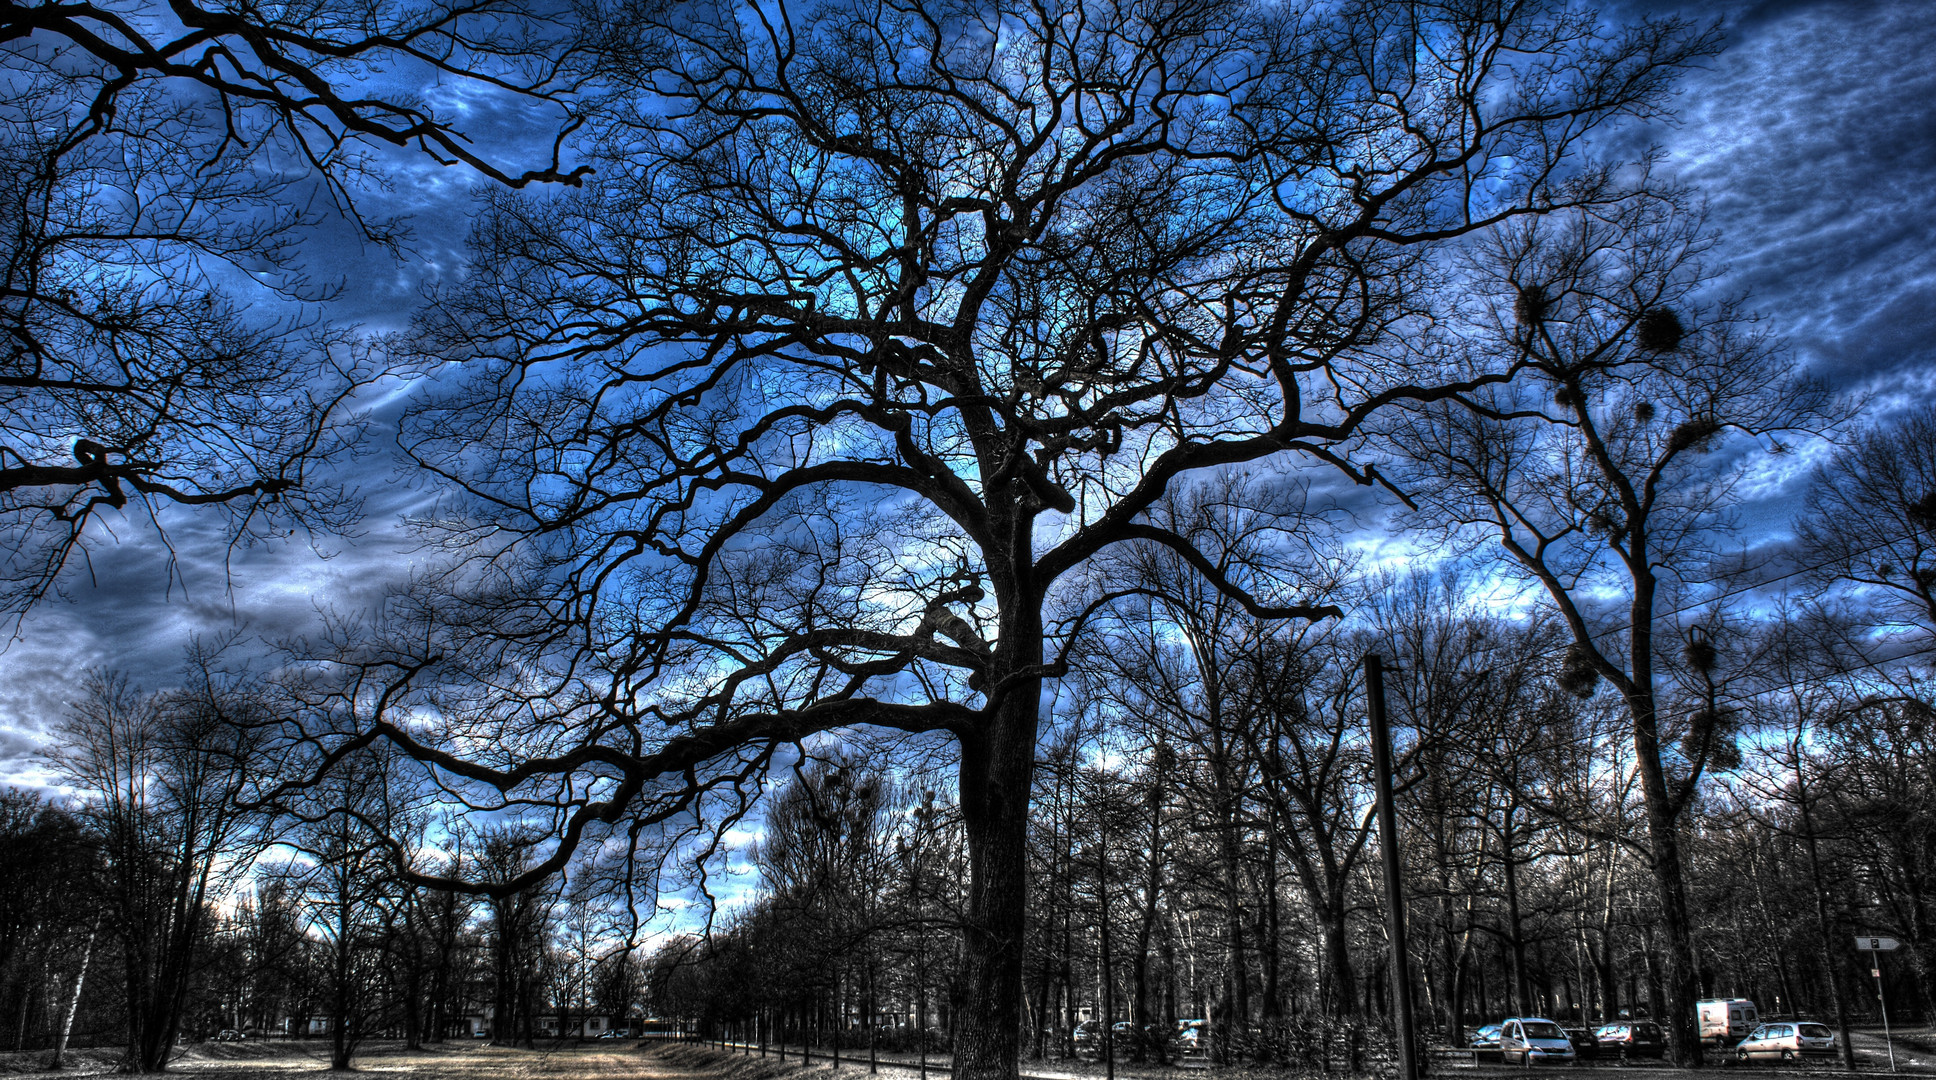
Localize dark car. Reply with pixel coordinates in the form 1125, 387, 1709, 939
1073, 1020, 1135, 1057
1563, 1028, 1600, 1060
1595, 1021, 1666, 1059
1073, 1020, 1105, 1055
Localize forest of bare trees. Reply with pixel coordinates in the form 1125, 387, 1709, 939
11, 444, 1936, 1071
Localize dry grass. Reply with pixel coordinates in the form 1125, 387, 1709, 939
0, 1040, 722, 1080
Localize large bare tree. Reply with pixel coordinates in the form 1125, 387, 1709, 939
282, 1, 1717, 1075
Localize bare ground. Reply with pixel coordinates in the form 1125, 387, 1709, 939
4, 1037, 1931, 1080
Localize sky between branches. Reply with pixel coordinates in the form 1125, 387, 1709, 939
1, 0, 1931, 791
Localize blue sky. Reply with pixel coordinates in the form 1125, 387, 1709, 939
4, 0, 1935, 790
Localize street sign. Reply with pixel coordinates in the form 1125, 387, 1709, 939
1861, 939, 1902, 1072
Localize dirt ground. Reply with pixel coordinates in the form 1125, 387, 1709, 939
1, 1041, 674, 1080
4, 1037, 1933, 1080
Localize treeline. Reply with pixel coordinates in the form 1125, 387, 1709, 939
0, 665, 656, 1070
662, 612, 1936, 1065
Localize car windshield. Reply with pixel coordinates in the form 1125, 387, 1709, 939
1799, 1025, 1833, 1039
1522, 1022, 1564, 1039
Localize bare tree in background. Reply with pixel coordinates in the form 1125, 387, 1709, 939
1080, 475, 1346, 1032
53, 655, 269, 1072
271, 745, 422, 1069
1798, 407, 1936, 641
476, 828, 558, 1049
279, 1, 1719, 1074
0, 0, 588, 618
1392, 197, 1833, 1065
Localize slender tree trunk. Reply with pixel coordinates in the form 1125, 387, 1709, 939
403, 944, 423, 1051
1258, 815, 1281, 1064
1797, 771, 1859, 1070
331, 880, 353, 1071
48, 926, 96, 1070
1501, 821, 1530, 1016
1131, 785, 1163, 1064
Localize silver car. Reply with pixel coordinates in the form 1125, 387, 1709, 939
1734, 1021, 1837, 1062
1498, 1018, 1576, 1065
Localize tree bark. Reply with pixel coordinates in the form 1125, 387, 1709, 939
952, 683, 1040, 1080
1628, 675, 1702, 1066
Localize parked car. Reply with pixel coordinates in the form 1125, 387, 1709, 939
1594, 1021, 1666, 1059
1497, 1018, 1576, 1066
1120, 1023, 1168, 1056
1562, 1027, 1600, 1060
214, 1030, 246, 1042
597, 1029, 630, 1039
1697, 998, 1759, 1045
1074, 1020, 1136, 1056
1172, 1019, 1208, 1055
1734, 1022, 1838, 1063
1073, 1020, 1105, 1054
1469, 1023, 1503, 1050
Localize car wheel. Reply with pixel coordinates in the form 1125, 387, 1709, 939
1736, 1050, 1749, 1063
1781, 1050, 1794, 1062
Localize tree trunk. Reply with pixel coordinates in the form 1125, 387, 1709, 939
951, 685, 1040, 1080
48, 927, 95, 1070
1501, 820, 1530, 1017
403, 946, 423, 1051
1624, 627, 1702, 1068
1321, 898, 1357, 1019
331, 885, 353, 1071
1797, 772, 1859, 1070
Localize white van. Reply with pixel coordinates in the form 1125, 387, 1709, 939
1498, 1018, 1576, 1065
1697, 999, 1758, 1044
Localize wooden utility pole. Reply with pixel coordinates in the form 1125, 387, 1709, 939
1366, 655, 1420, 1080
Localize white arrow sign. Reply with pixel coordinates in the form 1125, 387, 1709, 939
1857, 936, 1901, 952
